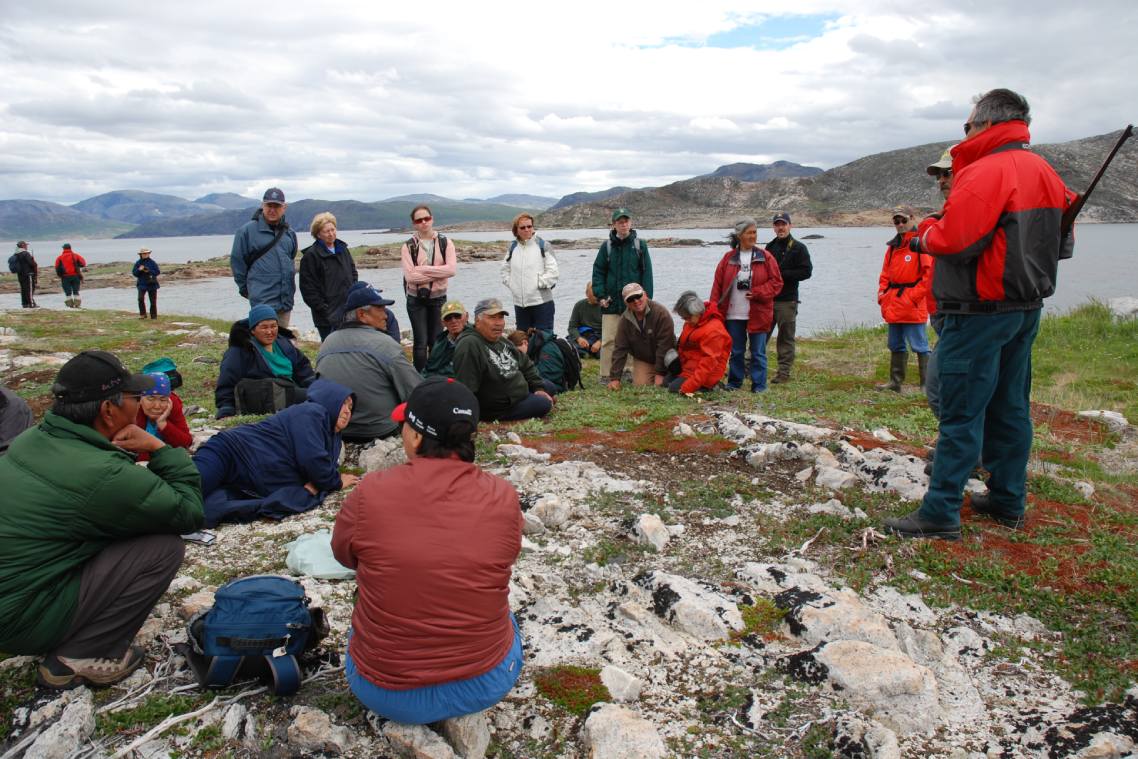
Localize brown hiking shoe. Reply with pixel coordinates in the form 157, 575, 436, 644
38, 645, 145, 689
771, 373, 790, 384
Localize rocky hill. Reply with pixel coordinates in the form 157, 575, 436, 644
0, 200, 132, 239
71, 190, 234, 225
193, 192, 258, 210
539, 130, 1138, 228
700, 160, 823, 182
549, 187, 637, 212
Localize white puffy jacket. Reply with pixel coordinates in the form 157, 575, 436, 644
500, 236, 558, 307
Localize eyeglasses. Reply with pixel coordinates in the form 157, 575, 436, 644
413, 216, 432, 224
892, 217, 908, 225
517, 224, 534, 230
935, 169, 952, 179
625, 293, 643, 303
443, 313, 463, 321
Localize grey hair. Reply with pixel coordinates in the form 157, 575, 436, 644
673, 290, 705, 318
52, 393, 123, 426
729, 218, 758, 249
972, 88, 1031, 126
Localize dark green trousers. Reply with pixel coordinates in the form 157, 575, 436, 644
918, 309, 1041, 527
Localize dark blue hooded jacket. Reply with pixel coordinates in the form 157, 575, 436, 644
195, 378, 353, 526
215, 318, 316, 418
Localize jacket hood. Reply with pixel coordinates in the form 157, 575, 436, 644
305, 378, 354, 432
227, 319, 298, 349
698, 300, 725, 326
951, 120, 1031, 173
608, 229, 637, 246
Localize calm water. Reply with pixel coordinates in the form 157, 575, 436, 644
4, 225, 1135, 339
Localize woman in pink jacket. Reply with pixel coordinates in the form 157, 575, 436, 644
401, 205, 457, 371
708, 219, 783, 392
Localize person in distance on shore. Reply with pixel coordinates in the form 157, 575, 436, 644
316, 282, 421, 444
11, 240, 39, 308
592, 208, 653, 384
300, 211, 358, 341
132, 247, 161, 319
423, 300, 472, 379
710, 218, 783, 393
607, 282, 675, 391
0, 350, 203, 689
501, 213, 559, 331
402, 204, 457, 372
230, 188, 299, 327
885, 88, 1076, 541
54, 242, 87, 308
567, 281, 603, 358
452, 298, 553, 421
765, 213, 812, 384
875, 206, 932, 392
333, 377, 524, 724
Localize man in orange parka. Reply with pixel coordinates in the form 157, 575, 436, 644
886, 88, 1075, 541
876, 206, 932, 392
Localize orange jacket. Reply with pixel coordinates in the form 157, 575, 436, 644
877, 230, 931, 324
676, 302, 731, 394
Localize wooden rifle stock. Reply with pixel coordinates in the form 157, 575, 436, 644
1061, 124, 1133, 237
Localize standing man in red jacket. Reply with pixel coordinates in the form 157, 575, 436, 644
54, 243, 87, 309
885, 88, 1075, 541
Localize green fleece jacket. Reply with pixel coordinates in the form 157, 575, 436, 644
452, 331, 544, 420
0, 414, 203, 654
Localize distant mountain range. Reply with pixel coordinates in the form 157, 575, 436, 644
2, 140, 1134, 240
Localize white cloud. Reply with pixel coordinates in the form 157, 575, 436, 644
1, 0, 1134, 204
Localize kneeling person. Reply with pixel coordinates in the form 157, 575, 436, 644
608, 282, 676, 390
453, 299, 553, 421
0, 351, 204, 688
317, 282, 422, 444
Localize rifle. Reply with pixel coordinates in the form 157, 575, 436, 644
1061, 124, 1133, 237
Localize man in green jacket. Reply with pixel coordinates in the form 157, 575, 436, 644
592, 208, 654, 384
0, 351, 204, 689
453, 299, 553, 421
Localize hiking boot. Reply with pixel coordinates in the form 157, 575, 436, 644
771, 372, 790, 384
38, 645, 145, 689
968, 492, 1026, 529
917, 352, 930, 390
876, 352, 906, 392
883, 509, 961, 540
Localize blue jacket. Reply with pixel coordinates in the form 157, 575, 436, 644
131, 257, 160, 290
196, 379, 352, 526
215, 319, 315, 418
230, 210, 298, 312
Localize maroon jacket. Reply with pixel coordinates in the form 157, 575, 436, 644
332, 456, 522, 690
709, 247, 783, 333
916, 120, 1075, 311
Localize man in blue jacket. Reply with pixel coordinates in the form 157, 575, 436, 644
231, 188, 299, 327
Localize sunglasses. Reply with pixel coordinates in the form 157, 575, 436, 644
935, 169, 952, 179
443, 313, 463, 321
892, 217, 909, 224
625, 293, 644, 303
517, 224, 534, 230
413, 216, 432, 224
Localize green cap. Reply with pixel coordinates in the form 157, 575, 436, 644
611, 208, 631, 222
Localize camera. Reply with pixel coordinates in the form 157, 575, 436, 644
416, 287, 431, 299
736, 277, 751, 291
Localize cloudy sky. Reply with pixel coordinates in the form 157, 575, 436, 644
2, 0, 1135, 205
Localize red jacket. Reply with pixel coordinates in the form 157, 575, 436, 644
332, 456, 522, 690
916, 120, 1075, 310
709, 247, 783, 333
54, 250, 86, 277
877, 230, 932, 324
133, 393, 193, 462
677, 302, 731, 394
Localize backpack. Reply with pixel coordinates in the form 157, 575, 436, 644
141, 357, 183, 391
7, 254, 19, 274
404, 234, 449, 297
234, 377, 307, 415
529, 331, 583, 391
505, 236, 547, 262
187, 575, 327, 696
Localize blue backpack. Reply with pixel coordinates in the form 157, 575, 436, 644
187, 575, 327, 696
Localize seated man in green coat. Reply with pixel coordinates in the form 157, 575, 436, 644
0, 351, 204, 689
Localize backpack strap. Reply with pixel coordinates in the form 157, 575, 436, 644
264, 655, 302, 696
245, 222, 288, 270
203, 655, 244, 688
506, 240, 517, 262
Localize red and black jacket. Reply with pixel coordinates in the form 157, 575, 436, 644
916, 120, 1075, 313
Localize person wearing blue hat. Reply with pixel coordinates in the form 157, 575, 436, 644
316, 283, 422, 443
133, 372, 192, 462
214, 304, 315, 419
230, 187, 299, 327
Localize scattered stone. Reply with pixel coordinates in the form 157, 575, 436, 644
815, 640, 939, 735
633, 514, 670, 551
25, 690, 95, 759
382, 721, 458, 758
741, 413, 837, 441
287, 706, 357, 755
496, 444, 550, 462
672, 422, 695, 437
360, 437, 406, 472
635, 570, 745, 640
1074, 480, 1096, 499
815, 465, 858, 491
178, 589, 216, 619
167, 575, 203, 594
832, 715, 902, 759
805, 498, 863, 520
744, 441, 817, 467
506, 431, 523, 444
522, 511, 547, 535
795, 465, 814, 482
713, 411, 756, 443
221, 704, 247, 740
872, 428, 898, 442
779, 588, 899, 650
1076, 409, 1129, 432
601, 665, 643, 702
437, 711, 491, 758
531, 494, 570, 529
581, 704, 667, 759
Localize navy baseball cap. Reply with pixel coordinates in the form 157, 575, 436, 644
343, 282, 395, 312
773, 212, 792, 224
262, 187, 286, 205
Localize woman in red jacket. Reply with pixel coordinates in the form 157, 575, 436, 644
668, 291, 731, 394
709, 218, 783, 392
134, 373, 193, 462
333, 377, 523, 724
877, 207, 933, 392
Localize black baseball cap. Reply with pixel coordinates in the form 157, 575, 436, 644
391, 377, 479, 440
52, 350, 156, 403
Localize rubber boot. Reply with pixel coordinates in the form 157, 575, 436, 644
65, 297, 74, 308
75, 297, 82, 308
876, 352, 906, 392
917, 352, 930, 390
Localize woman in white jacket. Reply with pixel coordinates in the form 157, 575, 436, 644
500, 213, 558, 331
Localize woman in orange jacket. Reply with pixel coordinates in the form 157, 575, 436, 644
668, 291, 731, 394
877, 207, 932, 391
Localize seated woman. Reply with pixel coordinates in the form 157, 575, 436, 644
134, 372, 193, 462
506, 329, 564, 395
215, 304, 315, 418
668, 290, 731, 394
333, 377, 524, 725
194, 378, 358, 527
